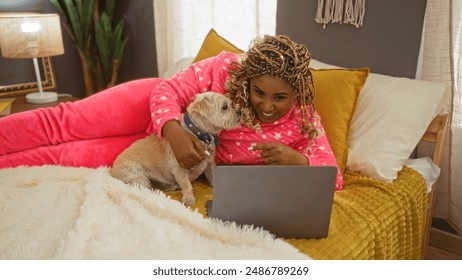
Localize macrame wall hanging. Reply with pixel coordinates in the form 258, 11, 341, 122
315, 0, 366, 29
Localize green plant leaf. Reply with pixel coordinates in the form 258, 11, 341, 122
49, 0, 65, 16
75, 0, 82, 23
112, 18, 127, 60
95, 13, 112, 83
62, 0, 83, 47
104, 0, 116, 18
81, 0, 95, 41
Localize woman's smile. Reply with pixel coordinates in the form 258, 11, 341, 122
257, 110, 278, 122
262, 111, 275, 117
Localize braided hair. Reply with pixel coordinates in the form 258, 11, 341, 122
225, 35, 320, 138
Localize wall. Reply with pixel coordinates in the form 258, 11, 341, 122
0, 0, 158, 98
2, 1, 428, 97
276, 0, 427, 78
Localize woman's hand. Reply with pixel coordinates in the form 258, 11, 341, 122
162, 120, 207, 169
253, 142, 308, 165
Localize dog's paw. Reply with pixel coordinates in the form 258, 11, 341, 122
182, 195, 196, 207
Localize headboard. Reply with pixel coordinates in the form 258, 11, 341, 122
276, 0, 427, 78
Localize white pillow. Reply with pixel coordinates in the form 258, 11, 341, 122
310, 59, 340, 69
161, 57, 194, 78
311, 59, 449, 182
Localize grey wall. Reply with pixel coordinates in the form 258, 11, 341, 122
276, 0, 427, 78
2, 0, 427, 98
0, 0, 158, 98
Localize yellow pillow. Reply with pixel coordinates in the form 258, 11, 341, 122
192, 29, 243, 63
312, 68, 369, 174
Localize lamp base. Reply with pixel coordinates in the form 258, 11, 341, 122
26, 91, 58, 104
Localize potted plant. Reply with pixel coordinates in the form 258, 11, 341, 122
50, 0, 128, 96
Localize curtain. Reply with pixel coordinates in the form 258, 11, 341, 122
152, 0, 277, 77
419, 0, 462, 233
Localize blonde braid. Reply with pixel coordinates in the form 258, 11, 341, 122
225, 35, 320, 138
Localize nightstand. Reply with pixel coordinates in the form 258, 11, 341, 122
8, 94, 79, 115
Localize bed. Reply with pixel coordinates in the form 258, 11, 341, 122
0, 22, 450, 259
0, 111, 449, 260
163, 34, 450, 259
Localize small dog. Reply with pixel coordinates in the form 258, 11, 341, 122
110, 92, 241, 206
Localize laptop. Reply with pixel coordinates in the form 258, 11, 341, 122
207, 165, 337, 239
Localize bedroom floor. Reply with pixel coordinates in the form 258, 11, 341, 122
426, 218, 462, 260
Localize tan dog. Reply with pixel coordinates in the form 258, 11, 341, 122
110, 92, 241, 206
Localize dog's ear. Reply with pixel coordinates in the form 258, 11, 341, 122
189, 93, 212, 115
194, 92, 212, 103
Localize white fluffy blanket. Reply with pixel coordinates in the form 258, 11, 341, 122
0, 166, 309, 260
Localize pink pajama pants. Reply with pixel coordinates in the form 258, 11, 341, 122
0, 78, 162, 168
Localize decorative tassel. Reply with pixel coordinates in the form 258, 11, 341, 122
332, 0, 344, 24
344, 0, 365, 28
315, 0, 366, 29
315, 0, 325, 25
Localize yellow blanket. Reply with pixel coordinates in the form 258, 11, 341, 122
168, 166, 427, 260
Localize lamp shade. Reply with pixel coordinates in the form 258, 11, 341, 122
0, 13, 64, 59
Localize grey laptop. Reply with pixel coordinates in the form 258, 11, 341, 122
207, 165, 337, 239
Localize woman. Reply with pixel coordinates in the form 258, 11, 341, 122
0, 35, 342, 190
146, 35, 342, 189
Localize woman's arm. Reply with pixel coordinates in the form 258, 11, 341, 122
291, 126, 344, 191
252, 143, 308, 165
162, 120, 207, 169
148, 51, 238, 168
252, 134, 343, 191
251, 110, 343, 190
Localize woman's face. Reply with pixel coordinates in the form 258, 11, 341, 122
249, 75, 296, 123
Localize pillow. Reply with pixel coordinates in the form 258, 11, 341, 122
162, 57, 194, 78
348, 73, 449, 181
310, 59, 340, 69
192, 29, 243, 63
312, 68, 370, 174
311, 59, 449, 182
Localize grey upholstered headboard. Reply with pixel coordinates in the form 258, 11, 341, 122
276, 0, 427, 78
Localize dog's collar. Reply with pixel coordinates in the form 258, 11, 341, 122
183, 113, 219, 146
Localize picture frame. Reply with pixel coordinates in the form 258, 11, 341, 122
0, 56, 57, 97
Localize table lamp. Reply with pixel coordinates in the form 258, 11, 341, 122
0, 13, 64, 104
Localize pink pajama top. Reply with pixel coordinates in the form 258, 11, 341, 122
147, 51, 343, 191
